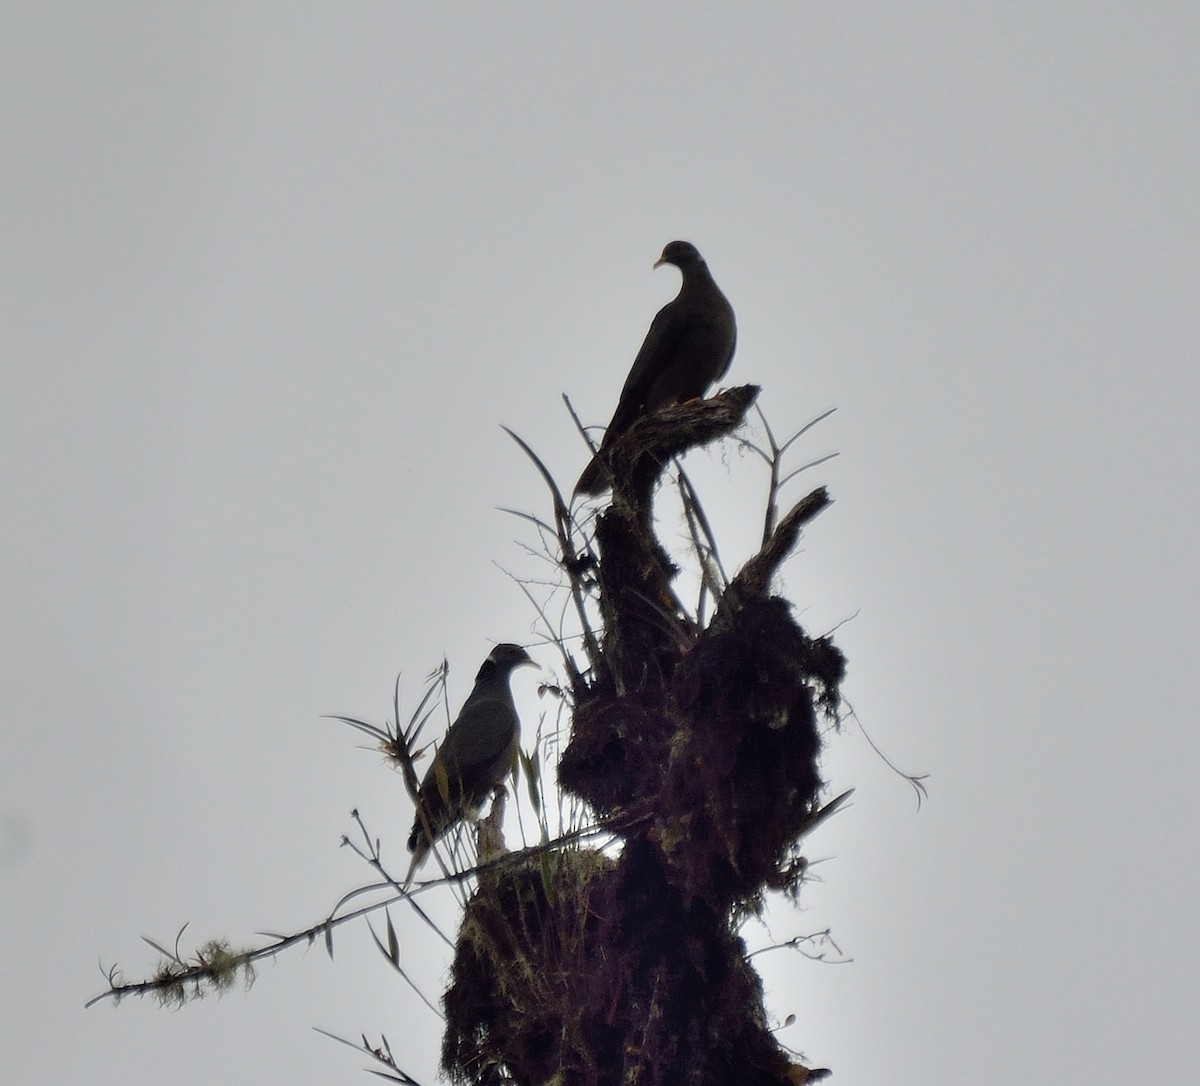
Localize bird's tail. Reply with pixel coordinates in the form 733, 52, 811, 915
574, 450, 610, 497
401, 841, 427, 891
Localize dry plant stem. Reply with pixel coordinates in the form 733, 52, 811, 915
313, 1027, 428, 1086
675, 464, 727, 626
502, 426, 601, 673
744, 404, 837, 547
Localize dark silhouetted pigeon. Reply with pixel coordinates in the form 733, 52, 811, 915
405, 643, 535, 883
575, 241, 736, 496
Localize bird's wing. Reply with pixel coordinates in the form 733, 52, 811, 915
603, 301, 689, 439
714, 320, 736, 384
409, 693, 516, 841
437, 694, 518, 777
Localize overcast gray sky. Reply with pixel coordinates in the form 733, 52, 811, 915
4, 4, 1198, 1084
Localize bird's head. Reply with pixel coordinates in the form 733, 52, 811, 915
476, 643, 537, 682
654, 240, 703, 270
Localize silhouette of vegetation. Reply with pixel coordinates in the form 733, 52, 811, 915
90, 385, 864, 1086
440, 386, 843, 1086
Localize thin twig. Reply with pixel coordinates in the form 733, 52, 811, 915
841, 696, 930, 808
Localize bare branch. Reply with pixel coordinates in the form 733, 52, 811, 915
726, 487, 833, 606
562, 392, 600, 457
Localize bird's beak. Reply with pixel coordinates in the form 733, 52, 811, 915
653, 256, 667, 269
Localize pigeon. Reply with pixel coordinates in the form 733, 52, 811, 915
575, 241, 736, 496
405, 643, 535, 883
